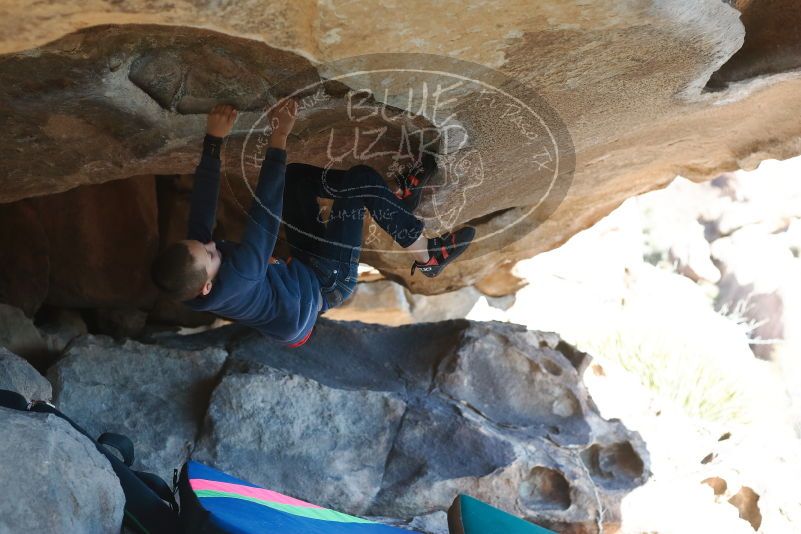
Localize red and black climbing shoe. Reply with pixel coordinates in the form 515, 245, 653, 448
410, 226, 476, 278
394, 153, 437, 211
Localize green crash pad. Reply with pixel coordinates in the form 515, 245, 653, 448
447, 494, 555, 534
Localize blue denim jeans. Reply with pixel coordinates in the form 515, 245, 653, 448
283, 163, 425, 312
304, 253, 359, 312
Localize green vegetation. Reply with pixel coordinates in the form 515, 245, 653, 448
581, 328, 750, 424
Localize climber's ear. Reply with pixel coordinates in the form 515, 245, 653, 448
201, 280, 213, 296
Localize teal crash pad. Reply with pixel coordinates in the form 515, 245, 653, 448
447, 494, 555, 534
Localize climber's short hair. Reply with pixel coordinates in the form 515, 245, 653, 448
150, 241, 207, 301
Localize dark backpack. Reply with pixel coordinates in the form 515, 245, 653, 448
0, 389, 180, 534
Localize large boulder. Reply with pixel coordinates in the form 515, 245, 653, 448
187, 319, 647, 532
406, 286, 482, 323
47, 334, 228, 482
0, 407, 125, 533
322, 280, 413, 326
36, 307, 89, 355
0, 303, 49, 367
1, 2, 801, 296
322, 279, 481, 325
434, 327, 589, 442
194, 368, 406, 514
0, 347, 52, 401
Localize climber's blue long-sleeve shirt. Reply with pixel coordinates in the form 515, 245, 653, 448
182, 137, 322, 346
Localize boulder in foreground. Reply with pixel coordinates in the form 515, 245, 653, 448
0, 407, 125, 533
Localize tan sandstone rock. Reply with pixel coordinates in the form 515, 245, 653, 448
0, 1, 800, 297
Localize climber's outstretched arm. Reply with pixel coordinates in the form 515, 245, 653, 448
228, 98, 299, 278
186, 104, 237, 243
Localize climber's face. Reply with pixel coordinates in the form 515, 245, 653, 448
184, 239, 222, 296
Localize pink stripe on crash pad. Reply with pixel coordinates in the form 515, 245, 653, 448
190, 478, 323, 509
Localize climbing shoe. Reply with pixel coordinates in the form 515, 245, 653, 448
394, 152, 437, 211
410, 226, 476, 278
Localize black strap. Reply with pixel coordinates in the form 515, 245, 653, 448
0, 389, 29, 411
134, 470, 179, 512
98, 432, 135, 467
25, 399, 179, 533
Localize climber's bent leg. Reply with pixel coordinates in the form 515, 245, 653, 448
329, 164, 425, 249
283, 163, 329, 261
306, 195, 364, 312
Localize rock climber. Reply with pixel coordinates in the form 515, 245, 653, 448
150, 100, 475, 347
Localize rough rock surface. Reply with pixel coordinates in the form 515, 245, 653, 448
1, 2, 801, 296
88, 307, 150, 339
0, 347, 52, 401
322, 280, 413, 326
0, 407, 125, 533
47, 334, 228, 482
475, 260, 528, 297
467, 159, 801, 532
322, 280, 481, 325
0, 175, 159, 315
186, 319, 647, 532
374, 512, 450, 534
194, 368, 407, 514
36, 307, 89, 354
406, 286, 482, 324
0, 303, 49, 366
709, 0, 801, 86
0, 199, 48, 316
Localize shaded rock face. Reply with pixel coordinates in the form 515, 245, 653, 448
710, 0, 801, 87
47, 334, 227, 482
37, 307, 89, 355
0, 199, 48, 316
186, 319, 647, 531
0, 347, 52, 401
1, 1, 801, 298
0, 302, 49, 367
0, 175, 159, 315
41, 177, 159, 309
0, 408, 125, 533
